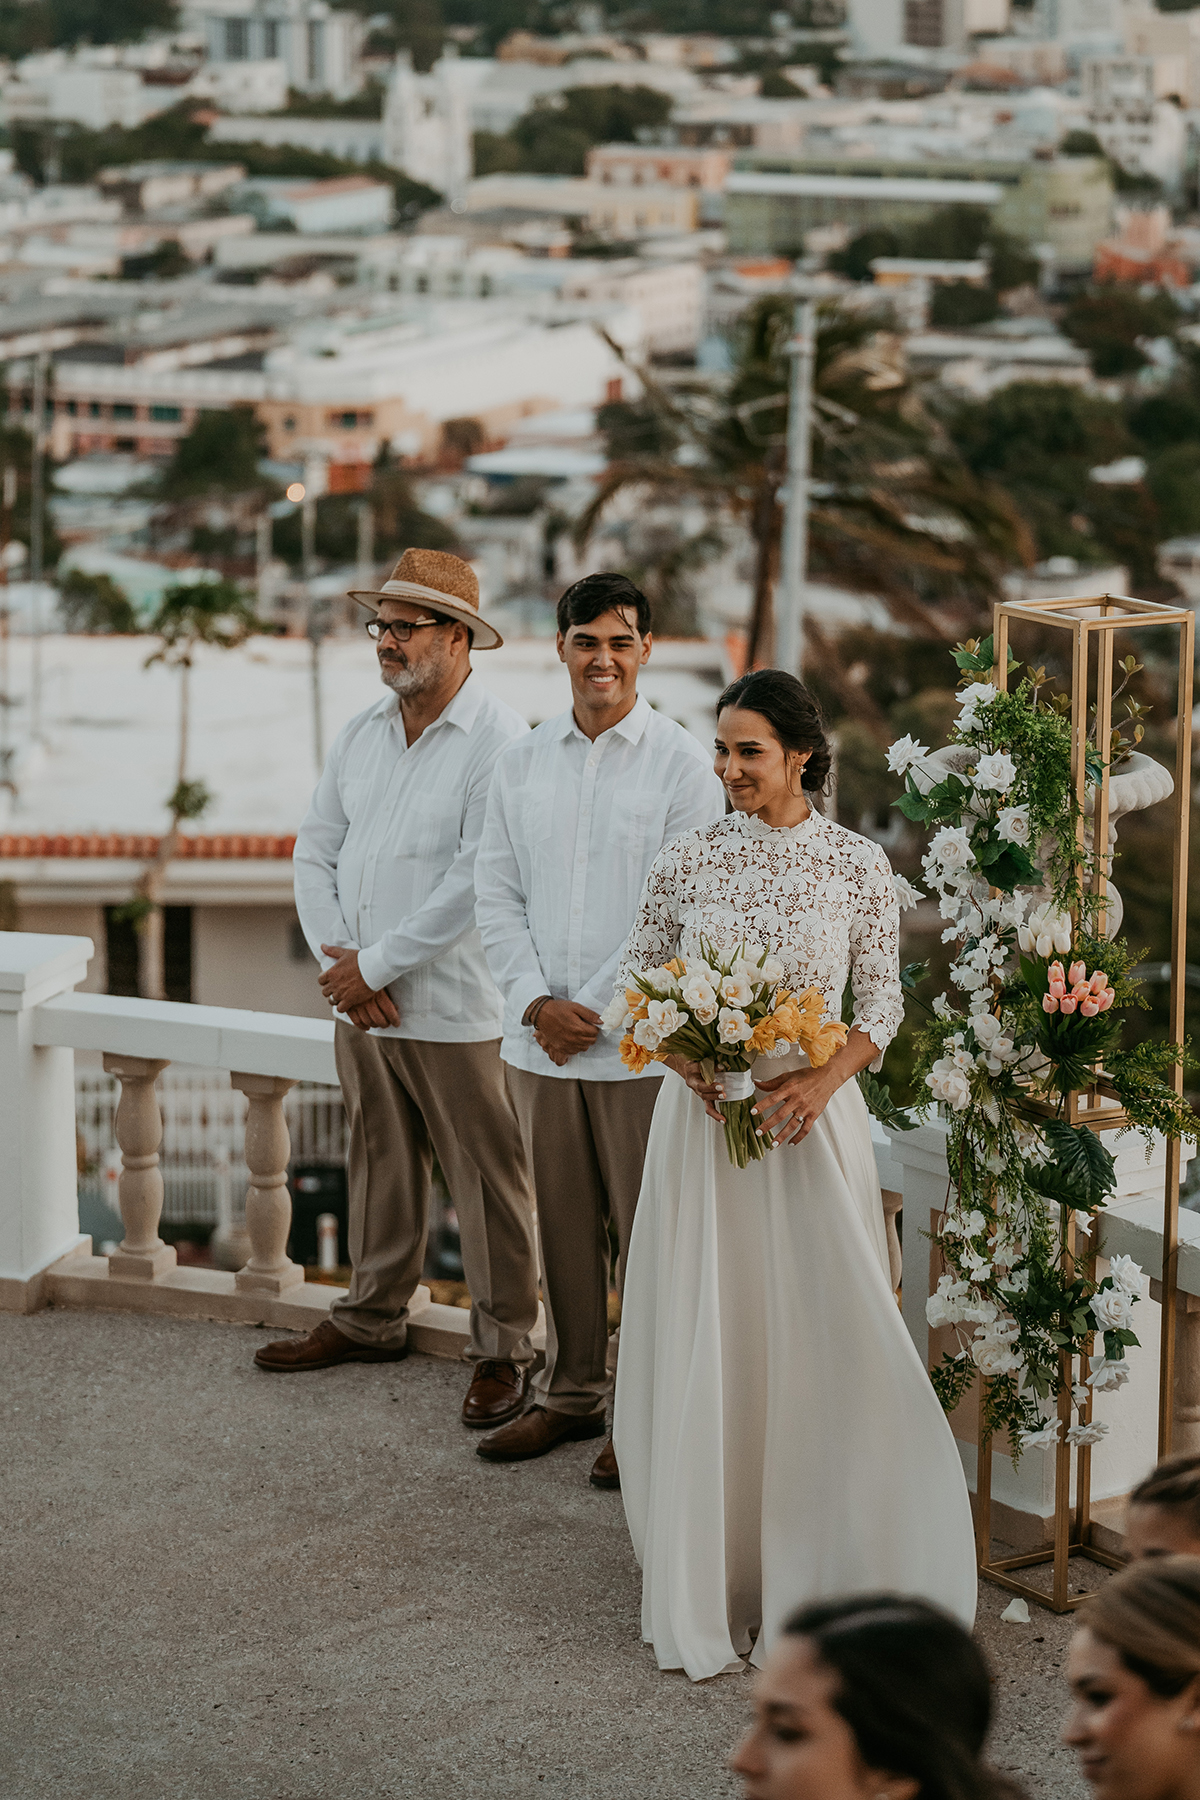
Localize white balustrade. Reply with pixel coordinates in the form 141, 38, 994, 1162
103, 1052, 175, 1281
231, 1072, 304, 1295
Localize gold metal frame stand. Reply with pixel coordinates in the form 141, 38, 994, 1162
968, 593, 1194, 1612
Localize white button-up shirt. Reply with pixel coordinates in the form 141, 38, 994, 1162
293, 674, 528, 1042
476, 695, 726, 1080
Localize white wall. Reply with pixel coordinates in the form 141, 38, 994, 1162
192, 904, 329, 1019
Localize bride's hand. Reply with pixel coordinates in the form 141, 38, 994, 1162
662, 1054, 724, 1123
752, 1066, 838, 1147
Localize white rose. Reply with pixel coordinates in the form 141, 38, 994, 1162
928, 825, 973, 871
893, 874, 925, 911
681, 974, 717, 1016
647, 966, 681, 994
1091, 1285, 1135, 1331
759, 954, 785, 985
1019, 1419, 1061, 1450
632, 1018, 662, 1051
1107, 1254, 1143, 1297
886, 734, 930, 774
1066, 1421, 1109, 1448
972, 1339, 1021, 1376
972, 1012, 1002, 1047
997, 804, 1031, 847
646, 998, 684, 1039
973, 751, 1017, 794
600, 991, 632, 1033
957, 682, 998, 730
717, 1006, 753, 1044
1088, 1354, 1131, 1392
719, 972, 754, 1008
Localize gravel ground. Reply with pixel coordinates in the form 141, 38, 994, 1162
2, 1310, 1091, 1800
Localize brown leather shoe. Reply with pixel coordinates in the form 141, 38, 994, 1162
589, 1436, 620, 1490
476, 1404, 606, 1463
253, 1317, 409, 1373
461, 1360, 528, 1428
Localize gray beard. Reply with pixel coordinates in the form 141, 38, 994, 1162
379, 655, 438, 697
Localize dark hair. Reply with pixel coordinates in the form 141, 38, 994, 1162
428, 607, 474, 648
1131, 1452, 1200, 1541
783, 1594, 1025, 1800
1085, 1555, 1200, 1700
556, 572, 651, 637
716, 668, 832, 792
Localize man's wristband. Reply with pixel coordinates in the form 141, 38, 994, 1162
525, 995, 552, 1029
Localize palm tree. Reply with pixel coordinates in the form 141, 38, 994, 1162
128, 579, 262, 1000
579, 298, 1035, 673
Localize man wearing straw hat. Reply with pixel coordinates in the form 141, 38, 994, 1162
255, 548, 540, 1433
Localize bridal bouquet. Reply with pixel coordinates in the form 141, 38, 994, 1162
601, 940, 847, 1167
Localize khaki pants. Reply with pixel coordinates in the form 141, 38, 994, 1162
332, 1024, 538, 1362
506, 1067, 663, 1419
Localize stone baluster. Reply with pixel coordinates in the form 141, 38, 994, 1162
231, 1072, 304, 1295
103, 1053, 176, 1280
881, 1187, 903, 1293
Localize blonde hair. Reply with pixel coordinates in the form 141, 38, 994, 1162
1086, 1556, 1200, 1698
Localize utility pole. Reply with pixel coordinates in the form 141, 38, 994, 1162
255, 512, 273, 621
300, 468, 324, 772
775, 294, 817, 681
0, 466, 15, 798
29, 351, 47, 743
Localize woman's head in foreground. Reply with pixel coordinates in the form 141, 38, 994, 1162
730, 1593, 1020, 1800
1063, 1556, 1200, 1800
1127, 1455, 1200, 1561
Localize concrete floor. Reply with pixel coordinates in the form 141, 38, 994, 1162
2, 1310, 1090, 1800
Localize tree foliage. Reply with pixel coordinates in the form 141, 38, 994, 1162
1062, 284, 1180, 378
0, 0, 175, 54
474, 83, 672, 177
158, 406, 269, 501
57, 568, 138, 633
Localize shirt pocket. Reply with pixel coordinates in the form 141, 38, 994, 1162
382, 793, 460, 868
612, 787, 671, 868
512, 785, 555, 846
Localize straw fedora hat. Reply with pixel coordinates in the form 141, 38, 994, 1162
348, 547, 502, 651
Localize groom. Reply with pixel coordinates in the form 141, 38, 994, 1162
473, 572, 724, 1486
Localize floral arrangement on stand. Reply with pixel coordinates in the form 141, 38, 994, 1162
601, 942, 847, 1167
886, 637, 1197, 1454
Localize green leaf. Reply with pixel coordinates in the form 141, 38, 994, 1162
1031, 1121, 1117, 1214
857, 1071, 918, 1132
900, 961, 929, 992
895, 789, 934, 821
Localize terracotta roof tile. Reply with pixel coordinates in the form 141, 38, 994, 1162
0, 833, 296, 860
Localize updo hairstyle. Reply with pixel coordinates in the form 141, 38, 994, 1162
1084, 1555, 1200, 1699
716, 668, 832, 793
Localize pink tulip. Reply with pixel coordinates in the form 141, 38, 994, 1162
1068, 961, 1086, 986
1043, 994, 1059, 1013
1089, 971, 1109, 995
1048, 979, 1066, 999
1096, 988, 1115, 1011
1059, 996, 1078, 1014
1048, 961, 1066, 984
1080, 998, 1100, 1017
1071, 983, 1090, 1002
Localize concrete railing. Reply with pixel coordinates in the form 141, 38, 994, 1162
0, 931, 473, 1353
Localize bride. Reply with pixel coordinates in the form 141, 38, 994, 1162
612, 668, 977, 1683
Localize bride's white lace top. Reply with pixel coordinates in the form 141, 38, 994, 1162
621, 808, 904, 1068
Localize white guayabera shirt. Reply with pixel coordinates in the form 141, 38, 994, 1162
476, 695, 726, 1081
293, 674, 529, 1042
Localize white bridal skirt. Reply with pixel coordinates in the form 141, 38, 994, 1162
613, 1052, 978, 1682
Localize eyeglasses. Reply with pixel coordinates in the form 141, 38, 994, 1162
365, 616, 442, 644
